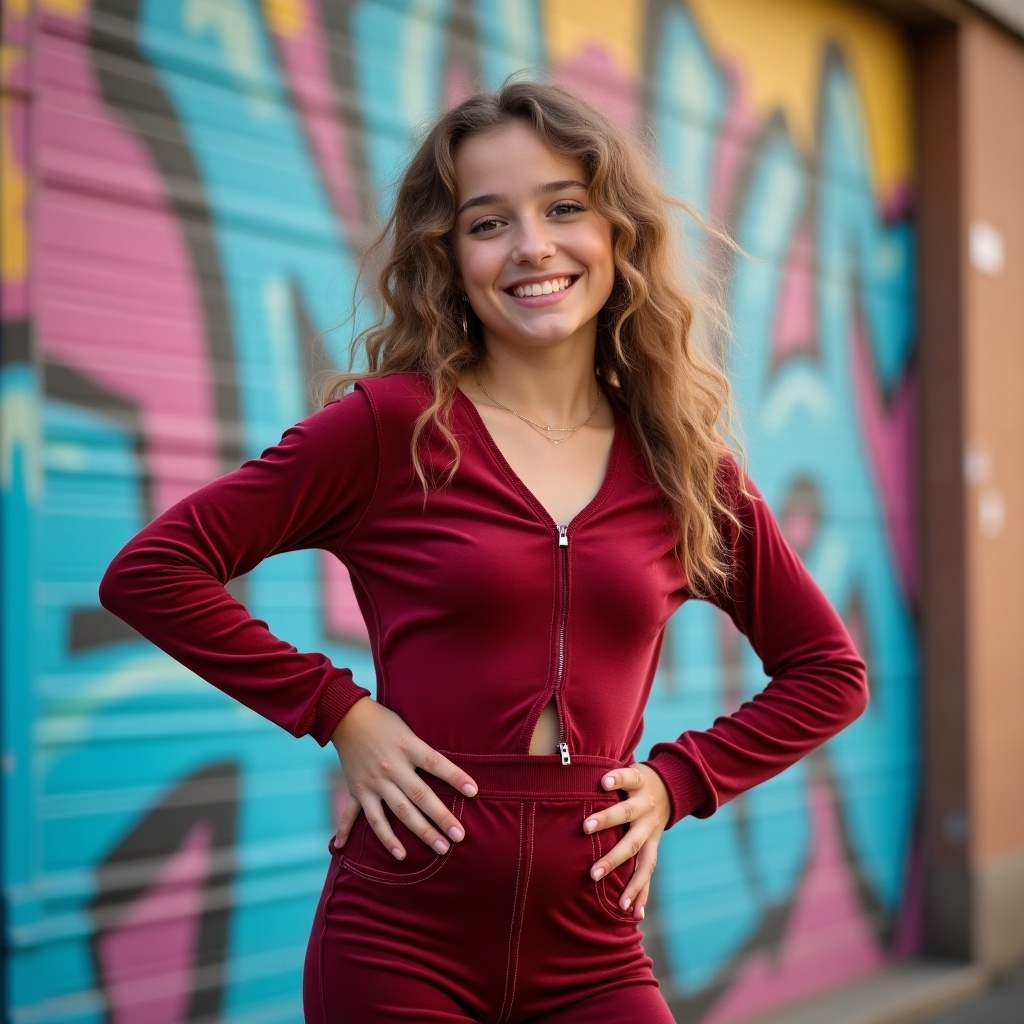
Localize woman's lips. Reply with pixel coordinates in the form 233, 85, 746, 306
503, 275, 579, 307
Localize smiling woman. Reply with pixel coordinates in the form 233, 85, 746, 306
99, 78, 868, 1023
452, 121, 615, 358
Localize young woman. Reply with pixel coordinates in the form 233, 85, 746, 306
99, 80, 868, 1023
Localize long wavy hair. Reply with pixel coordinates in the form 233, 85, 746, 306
320, 78, 743, 596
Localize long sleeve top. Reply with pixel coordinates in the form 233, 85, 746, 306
98, 372, 868, 828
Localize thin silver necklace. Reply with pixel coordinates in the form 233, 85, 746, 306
473, 371, 602, 446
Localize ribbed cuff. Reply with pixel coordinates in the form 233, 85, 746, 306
642, 752, 712, 829
310, 674, 372, 746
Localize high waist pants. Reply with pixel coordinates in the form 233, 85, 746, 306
303, 752, 675, 1023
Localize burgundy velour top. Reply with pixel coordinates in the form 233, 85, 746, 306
98, 372, 867, 828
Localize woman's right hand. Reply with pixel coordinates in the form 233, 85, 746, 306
330, 696, 478, 860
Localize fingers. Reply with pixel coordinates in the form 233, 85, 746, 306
415, 745, 478, 798
622, 842, 658, 919
590, 826, 645, 881
357, 774, 467, 858
334, 794, 361, 849
633, 882, 650, 921
358, 793, 408, 860
583, 790, 657, 836
385, 776, 464, 852
601, 766, 644, 792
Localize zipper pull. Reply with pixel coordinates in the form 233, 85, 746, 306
558, 741, 572, 766
558, 525, 569, 547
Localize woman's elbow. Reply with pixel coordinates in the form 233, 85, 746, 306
846, 654, 870, 723
97, 549, 138, 620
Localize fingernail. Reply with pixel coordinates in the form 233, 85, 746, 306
433, 838, 450, 854
584, 818, 599, 833
447, 826, 464, 842
638, 905, 646, 920
592, 866, 605, 880
604, 775, 616, 789
391, 847, 404, 860
461, 783, 478, 796
622, 897, 631, 910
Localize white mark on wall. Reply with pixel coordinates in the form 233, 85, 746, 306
964, 444, 992, 485
978, 488, 1005, 538
969, 219, 1005, 276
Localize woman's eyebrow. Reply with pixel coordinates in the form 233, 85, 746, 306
456, 179, 588, 217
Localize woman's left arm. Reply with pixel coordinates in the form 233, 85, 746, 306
585, 458, 869, 920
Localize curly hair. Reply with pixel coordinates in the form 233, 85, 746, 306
319, 77, 743, 596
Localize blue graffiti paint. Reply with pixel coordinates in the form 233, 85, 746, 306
639, 47, 918, 994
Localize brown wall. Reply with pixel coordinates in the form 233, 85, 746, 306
960, 16, 1024, 866
918, 3, 1024, 970
961, 14, 1024, 971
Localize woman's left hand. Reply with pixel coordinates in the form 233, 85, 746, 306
584, 764, 671, 922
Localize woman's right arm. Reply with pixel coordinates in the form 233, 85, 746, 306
98, 387, 477, 857
98, 391, 380, 743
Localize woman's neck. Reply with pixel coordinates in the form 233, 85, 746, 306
471, 343, 601, 426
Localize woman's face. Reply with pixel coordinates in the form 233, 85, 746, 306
451, 121, 615, 357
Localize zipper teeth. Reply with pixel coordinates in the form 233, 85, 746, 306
555, 525, 569, 755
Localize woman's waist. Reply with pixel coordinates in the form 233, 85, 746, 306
416, 749, 635, 801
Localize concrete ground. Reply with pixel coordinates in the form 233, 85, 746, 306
921, 965, 1024, 1023
749, 961, 1024, 1024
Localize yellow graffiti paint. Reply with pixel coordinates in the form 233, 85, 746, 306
542, 0, 645, 78
687, 0, 912, 196
261, 0, 307, 38
39, 0, 88, 17
1, 51, 27, 283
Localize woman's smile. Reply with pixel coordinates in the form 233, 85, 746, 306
451, 121, 615, 353
504, 274, 579, 304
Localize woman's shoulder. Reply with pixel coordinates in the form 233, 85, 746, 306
352, 371, 432, 418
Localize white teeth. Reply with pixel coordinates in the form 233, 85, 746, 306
512, 276, 572, 298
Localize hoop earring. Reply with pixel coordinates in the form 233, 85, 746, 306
460, 295, 469, 339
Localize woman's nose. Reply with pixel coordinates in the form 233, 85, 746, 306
512, 219, 556, 263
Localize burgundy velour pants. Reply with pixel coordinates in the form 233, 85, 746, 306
303, 752, 676, 1023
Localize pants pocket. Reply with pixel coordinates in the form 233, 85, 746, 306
586, 800, 640, 922
337, 793, 465, 885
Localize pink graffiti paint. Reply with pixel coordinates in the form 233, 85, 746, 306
33, 26, 219, 511
322, 553, 370, 642
444, 62, 473, 110
709, 61, 759, 226
890, 828, 924, 959
773, 222, 815, 363
703, 779, 885, 1023
96, 822, 212, 1024
267, 0, 364, 230
850, 304, 919, 605
781, 505, 816, 556
554, 45, 638, 132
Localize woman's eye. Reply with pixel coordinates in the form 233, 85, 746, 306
469, 218, 502, 234
552, 201, 584, 216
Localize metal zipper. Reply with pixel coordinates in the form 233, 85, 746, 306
555, 524, 571, 765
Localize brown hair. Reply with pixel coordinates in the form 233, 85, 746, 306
320, 78, 743, 596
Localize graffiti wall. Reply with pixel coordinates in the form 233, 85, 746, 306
1, 0, 918, 1021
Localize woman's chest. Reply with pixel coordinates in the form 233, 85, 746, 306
350, 464, 687, 639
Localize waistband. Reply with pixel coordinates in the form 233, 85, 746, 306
428, 750, 633, 800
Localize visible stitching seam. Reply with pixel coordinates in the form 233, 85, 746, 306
589, 818, 638, 923
497, 803, 527, 1024
505, 803, 535, 1020
318, 856, 345, 1023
